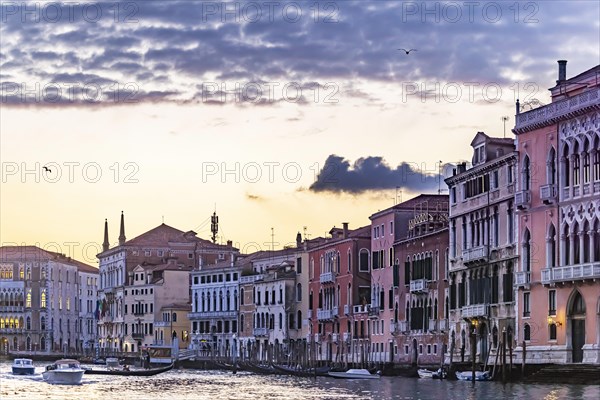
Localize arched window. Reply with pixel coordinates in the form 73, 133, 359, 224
297, 310, 302, 330
523, 229, 531, 273
240, 288, 244, 306
548, 224, 556, 268
524, 324, 531, 341
240, 314, 245, 332
337, 252, 341, 273
562, 144, 571, 187
172, 312, 177, 322
26, 292, 31, 308
26, 316, 31, 330
296, 283, 302, 302
549, 323, 557, 341
583, 138, 591, 183
41, 316, 46, 331
547, 147, 556, 185
359, 249, 370, 272
347, 249, 352, 272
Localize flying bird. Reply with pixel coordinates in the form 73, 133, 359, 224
398, 48, 417, 54
43, 166, 51, 173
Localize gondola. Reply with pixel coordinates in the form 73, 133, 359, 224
272, 364, 332, 377
84, 362, 174, 376
240, 362, 277, 375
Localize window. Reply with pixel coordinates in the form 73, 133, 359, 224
145, 250, 151, 256
359, 249, 369, 272
524, 324, 531, 341
549, 323, 557, 341
26, 292, 31, 308
41, 290, 46, 308
508, 164, 513, 183
296, 283, 302, 302
523, 292, 530, 317
172, 313, 177, 322
390, 221, 394, 235
548, 290, 556, 316
296, 257, 302, 274
450, 187, 456, 204
157, 250, 164, 257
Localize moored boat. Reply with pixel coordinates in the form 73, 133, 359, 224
84, 362, 174, 376
418, 368, 446, 379
12, 358, 35, 375
328, 368, 380, 379
455, 370, 490, 381
42, 359, 85, 385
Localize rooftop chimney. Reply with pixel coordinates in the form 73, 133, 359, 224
557, 60, 567, 84
102, 219, 109, 252
226, 240, 232, 247
342, 222, 349, 238
515, 99, 520, 115
296, 232, 302, 248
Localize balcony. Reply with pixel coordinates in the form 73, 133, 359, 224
428, 319, 437, 332
439, 318, 448, 332
187, 310, 237, 320
353, 304, 369, 314
389, 322, 397, 334
344, 304, 351, 315
343, 332, 350, 342
410, 279, 427, 293
514, 86, 600, 133
320, 271, 334, 283
307, 309, 313, 319
306, 333, 312, 343
515, 190, 531, 209
541, 263, 600, 284
331, 333, 338, 343
314, 333, 321, 343
462, 245, 489, 265
317, 308, 334, 321
132, 333, 145, 340
368, 306, 380, 318
253, 327, 268, 337
461, 304, 489, 318
515, 271, 531, 287
540, 184, 557, 204
398, 321, 408, 333
133, 310, 145, 316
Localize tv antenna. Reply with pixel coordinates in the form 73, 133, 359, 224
502, 116, 510, 138
210, 211, 219, 243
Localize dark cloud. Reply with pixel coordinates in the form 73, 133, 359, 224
0, 1, 597, 107
309, 154, 448, 194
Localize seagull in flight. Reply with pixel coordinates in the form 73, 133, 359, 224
43, 166, 52, 173
398, 48, 417, 54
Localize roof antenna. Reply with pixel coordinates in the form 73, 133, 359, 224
502, 116, 509, 138
211, 211, 219, 244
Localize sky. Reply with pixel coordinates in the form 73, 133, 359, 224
1, 0, 599, 265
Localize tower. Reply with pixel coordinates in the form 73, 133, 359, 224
102, 219, 109, 252
118, 211, 126, 246
210, 212, 218, 243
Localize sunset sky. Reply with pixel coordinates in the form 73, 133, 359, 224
1, 1, 599, 264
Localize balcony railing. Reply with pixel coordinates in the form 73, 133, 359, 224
353, 305, 369, 314
253, 327, 268, 336
410, 279, 427, 293
515, 190, 531, 209
306, 333, 312, 343
515, 271, 531, 287
317, 308, 334, 320
439, 318, 448, 332
398, 320, 408, 333
331, 333, 338, 342
461, 304, 489, 318
389, 322, 397, 334
428, 319, 437, 331
540, 184, 557, 204
514, 86, 600, 132
368, 306, 380, 318
342, 332, 350, 342
344, 304, 351, 315
307, 309, 313, 319
462, 245, 489, 265
188, 310, 237, 319
320, 271, 334, 283
314, 333, 321, 343
541, 263, 600, 284
132, 333, 145, 340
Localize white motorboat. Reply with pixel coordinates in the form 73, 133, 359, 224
42, 359, 85, 384
12, 358, 35, 375
328, 368, 380, 379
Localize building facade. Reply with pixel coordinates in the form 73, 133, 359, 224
445, 132, 518, 364
513, 61, 600, 363
0, 246, 96, 354
393, 195, 450, 366
308, 224, 371, 364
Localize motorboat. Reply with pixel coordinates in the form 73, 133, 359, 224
328, 368, 381, 379
42, 359, 85, 384
12, 358, 35, 375
418, 368, 446, 379
455, 370, 491, 381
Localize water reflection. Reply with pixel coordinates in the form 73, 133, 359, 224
1, 362, 598, 400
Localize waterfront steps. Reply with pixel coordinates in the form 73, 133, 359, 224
523, 364, 600, 385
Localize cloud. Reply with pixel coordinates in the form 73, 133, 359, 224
309, 154, 448, 194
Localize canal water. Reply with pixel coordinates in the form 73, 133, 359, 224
1, 361, 598, 400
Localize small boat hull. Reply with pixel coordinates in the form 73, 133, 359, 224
84, 363, 174, 376
42, 370, 85, 384
418, 368, 446, 379
12, 366, 35, 375
455, 371, 490, 381
328, 368, 380, 379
